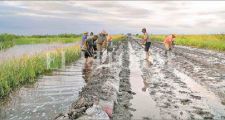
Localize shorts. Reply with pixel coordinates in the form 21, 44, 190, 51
84, 50, 93, 58
93, 44, 97, 51
145, 42, 151, 52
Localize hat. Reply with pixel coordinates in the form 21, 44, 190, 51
83, 32, 88, 34
100, 30, 107, 35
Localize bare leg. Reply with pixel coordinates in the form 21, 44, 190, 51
145, 51, 149, 60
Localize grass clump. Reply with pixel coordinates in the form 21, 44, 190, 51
0, 34, 16, 50
0, 45, 81, 98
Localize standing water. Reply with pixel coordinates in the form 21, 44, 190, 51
0, 59, 86, 120
128, 42, 161, 119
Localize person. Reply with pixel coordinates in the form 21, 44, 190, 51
163, 34, 176, 56
83, 35, 98, 65
97, 30, 107, 58
81, 32, 88, 48
88, 32, 94, 39
106, 33, 113, 54
141, 28, 151, 60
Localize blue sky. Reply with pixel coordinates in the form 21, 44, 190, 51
0, 1, 225, 35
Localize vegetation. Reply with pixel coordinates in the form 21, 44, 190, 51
0, 34, 17, 50
0, 33, 81, 49
138, 34, 225, 51
15, 34, 81, 44
15, 36, 81, 44
112, 34, 126, 41
0, 45, 81, 98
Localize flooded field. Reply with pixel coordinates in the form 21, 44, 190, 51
0, 59, 86, 120
0, 37, 225, 120
0, 43, 77, 63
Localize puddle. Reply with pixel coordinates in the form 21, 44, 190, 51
128, 42, 161, 119
0, 59, 86, 120
174, 69, 225, 119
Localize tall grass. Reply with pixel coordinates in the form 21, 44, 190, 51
138, 34, 225, 51
0, 45, 81, 98
0, 34, 16, 50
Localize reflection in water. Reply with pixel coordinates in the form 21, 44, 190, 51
142, 79, 150, 92
129, 42, 161, 119
82, 60, 93, 83
0, 60, 85, 120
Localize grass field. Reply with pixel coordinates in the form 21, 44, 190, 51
138, 34, 225, 51
0, 34, 81, 50
0, 45, 81, 98
15, 36, 81, 44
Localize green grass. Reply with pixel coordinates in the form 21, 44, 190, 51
0, 45, 81, 98
138, 34, 225, 51
0, 34, 16, 50
15, 36, 81, 44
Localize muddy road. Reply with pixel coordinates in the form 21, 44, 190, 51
126, 38, 225, 119
66, 37, 225, 120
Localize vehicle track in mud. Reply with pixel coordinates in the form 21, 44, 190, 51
129, 38, 225, 120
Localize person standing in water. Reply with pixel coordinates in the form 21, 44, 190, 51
81, 32, 88, 48
141, 28, 151, 60
163, 34, 176, 56
84, 35, 98, 65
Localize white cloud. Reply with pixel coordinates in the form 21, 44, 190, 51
0, 1, 225, 34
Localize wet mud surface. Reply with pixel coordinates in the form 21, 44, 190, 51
129, 38, 225, 119
2, 37, 225, 120
59, 38, 225, 120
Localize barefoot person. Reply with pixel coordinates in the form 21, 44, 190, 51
83, 35, 98, 65
141, 28, 151, 60
106, 33, 113, 54
97, 30, 107, 59
163, 34, 176, 56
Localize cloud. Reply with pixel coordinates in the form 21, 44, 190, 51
0, 1, 225, 34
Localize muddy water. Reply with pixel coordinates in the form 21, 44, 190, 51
128, 42, 161, 119
130, 38, 225, 119
0, 59, 86, 120
0, 43, 77, 63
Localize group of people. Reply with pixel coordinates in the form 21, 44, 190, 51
141, 28, 176, 60
81, 30, 113, 66
81, 28, 175, 67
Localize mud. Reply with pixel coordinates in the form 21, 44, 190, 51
130, 38, 225, 119
57, 37, 225, 120
55, 41, 123, 120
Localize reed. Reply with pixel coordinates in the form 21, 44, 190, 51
0, 45, 81, 98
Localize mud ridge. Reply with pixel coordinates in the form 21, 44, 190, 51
112, 40, 133, 120
55, 41, 123, 120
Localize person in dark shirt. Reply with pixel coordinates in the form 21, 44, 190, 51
84, 35, 98, 64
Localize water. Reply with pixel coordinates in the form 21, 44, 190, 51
128, 42, 161, 119
0, 43, 77, 63
0, 59, 86, 120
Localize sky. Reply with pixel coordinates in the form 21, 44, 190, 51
0, 1, 225, 35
